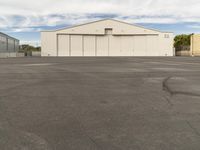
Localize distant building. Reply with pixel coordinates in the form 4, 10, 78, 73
41, 19, 174, 57
0, 32, 19, 53
191, 34, 200, 56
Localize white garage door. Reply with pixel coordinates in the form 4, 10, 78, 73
83, 36, 96, 56
121, 36, 134, 56
96, 35, 109, 56
70, 35, 83, 56
134, 35, 159, 56
109, 36, 134, 56
109, 36, 121, 56
58, 35, 70, 56
57, 34, 158, 56
146, 35, 158, 56
134, 36, 147, 56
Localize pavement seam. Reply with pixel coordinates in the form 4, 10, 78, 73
186, 121, 200, 137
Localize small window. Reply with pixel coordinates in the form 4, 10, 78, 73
164, 34, 170, 38
105, 28, 113, 35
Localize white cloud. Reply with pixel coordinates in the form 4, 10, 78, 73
0, 0, 199, 16
0, 0, 200, 32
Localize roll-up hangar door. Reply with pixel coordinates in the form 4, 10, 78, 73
58, 35, 70, 56
71, 35, 83, 56
83, 36, 96, 56
57, 34, 158, 56
109, 36, 134, 56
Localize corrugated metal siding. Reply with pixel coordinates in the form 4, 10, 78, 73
0, 35, 7, 52
8, 39, 15, 52
0, 33, 19, 52
15, 40, 19, 51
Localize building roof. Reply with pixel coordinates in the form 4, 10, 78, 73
41, 19, 173, 33
0, 32, 19, 41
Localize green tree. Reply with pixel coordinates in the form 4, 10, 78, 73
19, 45, 41, 56
20, 45, 41, 52
174, 34, 191, 51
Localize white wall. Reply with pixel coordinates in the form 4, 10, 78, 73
158, 33, 174, 56
41, 32, 57, 56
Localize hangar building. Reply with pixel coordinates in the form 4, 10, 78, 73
0, 32, 19, 53
41, 19, 174, 57
191, 34, 200, 56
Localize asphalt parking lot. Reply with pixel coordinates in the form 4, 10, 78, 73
0, 57, 200, 150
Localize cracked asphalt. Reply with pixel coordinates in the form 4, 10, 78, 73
0, 57, 200, 150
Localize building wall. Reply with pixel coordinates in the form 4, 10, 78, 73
41, 32, 57, 56
15, 40, 19, 51
191, 34, 200, 56
8, 38, 15, 52
0, 33, 19, 53
158, 33, 174, 56
0, 35, 7, 52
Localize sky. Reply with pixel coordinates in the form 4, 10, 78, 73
1, 0, 200, 46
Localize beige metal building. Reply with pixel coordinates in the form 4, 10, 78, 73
191, 34, 200, 56
41, 19, 174, 57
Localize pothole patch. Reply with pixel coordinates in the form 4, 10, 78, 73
163, 77, 200, 97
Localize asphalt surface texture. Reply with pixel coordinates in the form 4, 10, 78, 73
0, 57, 200, 150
